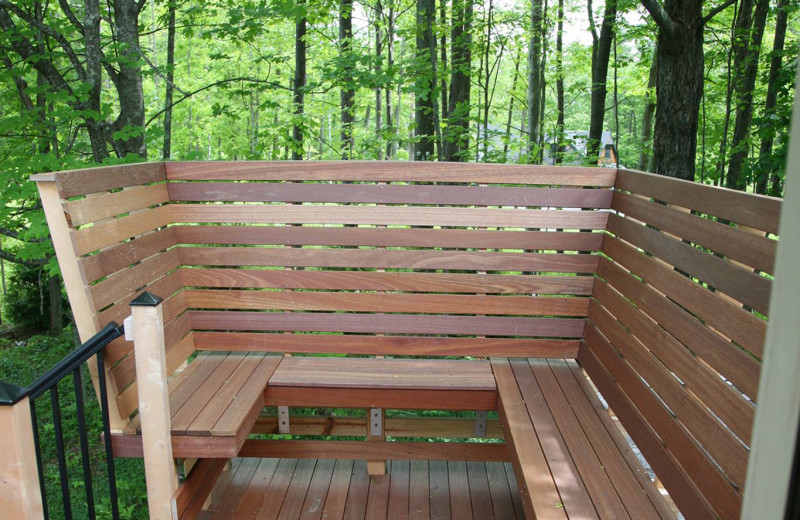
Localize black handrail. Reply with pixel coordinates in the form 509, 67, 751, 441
0, 322, 124, 404
0, 321, 125, 520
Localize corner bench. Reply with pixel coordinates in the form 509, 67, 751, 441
35, 161, 777, 519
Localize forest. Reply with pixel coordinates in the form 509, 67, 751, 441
0, 0, 796, 333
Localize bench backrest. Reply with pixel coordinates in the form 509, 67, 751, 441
35, 161, 612, 428
583, 169, 779, 520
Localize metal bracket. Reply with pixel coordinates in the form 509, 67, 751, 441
370, 408, 383, 436
123, 315, 134, 341
278, 406, 290, 434
474, 411, 487, 437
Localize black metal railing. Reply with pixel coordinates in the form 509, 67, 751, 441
0, 322, 125, 520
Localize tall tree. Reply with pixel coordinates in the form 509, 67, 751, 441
638, 54, 657, 171
526, 0, 544, 161
641, 0, 736, 180
439, 0, 449, 125
725, 0, 769, 189
113, 0, 147, 158
414, 0, 436, 160
755, 0, 788, 195
163, 0, 177, 159
292, 1, 307, 160
555, 0, 565, 164
587, 0, 617, 163
444, 0, 472, 161
339, 0, 355, 159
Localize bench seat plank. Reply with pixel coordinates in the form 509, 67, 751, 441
266, 357, 498, 411
493, 357, 672, 520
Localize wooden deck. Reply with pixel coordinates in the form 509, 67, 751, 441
198, 458, 526, 520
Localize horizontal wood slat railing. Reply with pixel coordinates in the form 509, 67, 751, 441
31, 162, 781, 520
586, 168, 779, 520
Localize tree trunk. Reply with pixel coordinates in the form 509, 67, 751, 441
756, 0, 788, 195
385, 6, 396, 159
83, 0, 109, 162
374, 3, 383, 159
292, 4, 307, 161
638, 53, 657, 171
48, 274, 62, 336
587, 0, 617, 162
643, 0, 705, 180
414, 0, 436, 160
163, 0, 176, 160
339, 0, 355, 159
555, 0, 564, 164
113, 0, 146, 158
503, 49, 522, 162
726, 0, 769, 190
439, 0, 448, 124
444, 0, 472, 162
526, 0, 543, 161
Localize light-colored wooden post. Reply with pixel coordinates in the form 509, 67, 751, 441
0, 389, 44, 520
131, 292, 178, 520
35, 180, 127, 431
741, 66, 800, 519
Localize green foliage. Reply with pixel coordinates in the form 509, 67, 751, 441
1, 262, 68, 331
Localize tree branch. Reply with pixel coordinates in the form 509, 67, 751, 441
0, 1, 87, 81
702, 0, 737, 25
640, 0, 676, 38
57, 0, 84, 32
145, 77, 292, 127
137, 47, 187, 96
0, 247, 49, 267
137, 0, 148, 14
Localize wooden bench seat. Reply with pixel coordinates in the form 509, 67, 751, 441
266, 356, 498, 411
118, 352, 282, 458
492, 358, 673, 520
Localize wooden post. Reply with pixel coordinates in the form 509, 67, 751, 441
35, 180, 127, 430
367, 407, 386, 475
741, 66, 800, 519
131, 292, 178, 520
0, 390, 44, 520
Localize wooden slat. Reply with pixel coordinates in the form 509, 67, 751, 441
171, 458, 227, 520
589, 298, 748, 489
408, 460, 430, 520
269, 357, 495, 391
73, 204, 173, 255
170, 182, 614, 208
320, 459, 354, 520
429, 461, 451, 520
612, 191, 776, 273
615, 169, 781, 233
265, 386, 497, 411
34, 162, 166, 198
277, 458, 316, 519
465, 462, 494, 519
491, 358, 567, 520
207, 458, 260, 517
173, 204, 608, 230
387, 460, 411, 520
184, 289, 589, 317
598, 257, 760, 400
507, 359, 597, 519
608, 213, 771, 314
211, 355, 281, 437
188, 311, 585, 337
65, 183, 170, 227
255, 458, 298, 520
527, 359, 630, 519
166, 161, 616, 186
300, 458, 336, 520
580, 325, 741, 519
81, 228, 177, 283
110, 325, 194, 393
174, 225, 605, 251
178, 247, 600, 274
237, 440, 510, 462
485, 461, 517, 520
181, 267, 595, 295
594, 275, 755, 443
342, 460, 370, 520
90, 249, 180, 310
564, 361, 675, 520
602, 235, 766, 357
193, 332, 579, 358
447, 462, 473, 520
577, 341, 718, 520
